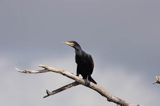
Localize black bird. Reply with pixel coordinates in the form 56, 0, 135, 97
64, 41, 97, 84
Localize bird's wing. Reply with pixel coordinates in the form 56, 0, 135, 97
87, 54, 94, 72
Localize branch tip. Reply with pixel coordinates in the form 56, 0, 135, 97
39, 65, 47, 69
46, 89, 51, 95
15, 67, 22, 72
43, 89, 52, 98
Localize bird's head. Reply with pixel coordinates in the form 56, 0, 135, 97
64, 41, 81, 50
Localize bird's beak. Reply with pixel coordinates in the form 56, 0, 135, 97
64, 41, 74, 47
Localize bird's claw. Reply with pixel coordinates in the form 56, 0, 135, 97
84, 79, 90, 86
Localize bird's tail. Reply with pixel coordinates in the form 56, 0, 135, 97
88, 76, 97, 84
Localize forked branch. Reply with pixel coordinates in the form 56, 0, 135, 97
17, 65, 139, 106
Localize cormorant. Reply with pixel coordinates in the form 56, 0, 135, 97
64, 41, 97, 84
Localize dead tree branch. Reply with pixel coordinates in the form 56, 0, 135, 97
43, 81, 79, 98
17, 65, 139, 106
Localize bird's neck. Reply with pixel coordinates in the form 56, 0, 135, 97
74, 45, 82, 51
75, 46, 83, 55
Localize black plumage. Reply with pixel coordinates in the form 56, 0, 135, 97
65, 41, 97, 84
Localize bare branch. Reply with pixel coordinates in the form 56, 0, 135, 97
43, 81, 80, 98
16, 67, 49, 74
17, 65, 139, 106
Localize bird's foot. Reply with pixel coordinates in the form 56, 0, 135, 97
84, 79, 90, 86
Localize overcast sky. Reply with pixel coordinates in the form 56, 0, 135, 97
0, 0, 160, 106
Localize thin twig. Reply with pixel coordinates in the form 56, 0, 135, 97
43, 81, 80, 98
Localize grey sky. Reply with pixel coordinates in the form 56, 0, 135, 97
0, 0, 160, 106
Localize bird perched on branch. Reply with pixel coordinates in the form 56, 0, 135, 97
64, 41, 97, 84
